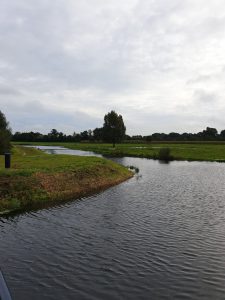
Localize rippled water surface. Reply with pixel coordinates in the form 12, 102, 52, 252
1, 154, 225, 299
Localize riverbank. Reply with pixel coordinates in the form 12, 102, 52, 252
13, 141, 225, 162
0, 146, 133, 215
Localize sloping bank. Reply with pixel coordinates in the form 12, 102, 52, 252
0, 146, 133, 215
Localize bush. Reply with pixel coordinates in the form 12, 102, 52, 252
158, 148, 173, 161
127, 165, 139, 173
0, 110, 11, 154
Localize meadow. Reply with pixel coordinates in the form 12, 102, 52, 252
13, 141, 225, 162
0, 146, 132, 214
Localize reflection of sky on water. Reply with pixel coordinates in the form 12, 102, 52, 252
24, 145, 102, 158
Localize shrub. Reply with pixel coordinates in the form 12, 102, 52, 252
127, 165, 139, 173
0, 110, 11, 154
158, 148, 173, 161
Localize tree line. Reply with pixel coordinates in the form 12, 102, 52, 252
129, 127, 225, 142
2, 109, 225, 156
12, 111, 126, 144
12, 126, 225, 143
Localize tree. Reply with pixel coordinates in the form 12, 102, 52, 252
48, 129, 59, 141
93, 127, 103, 141
0, 110, 11, 154
102, 111, 126, 147
202, 127, 218, 140
80, 130, 89, 140
220, 129, 225, 140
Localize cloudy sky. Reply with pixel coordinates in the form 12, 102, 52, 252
1, 0, 225, 135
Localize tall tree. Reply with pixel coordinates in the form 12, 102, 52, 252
220, 129, 225, 140
0, 110, 11, 154
202, 127, 218, 140
102, 111, 126, 147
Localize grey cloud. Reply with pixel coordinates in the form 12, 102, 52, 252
193, 90, 218, 104
1, 0, 225, 134
7, 102, 101, 134
0, 85, 21, 95
125, 109, 211, 135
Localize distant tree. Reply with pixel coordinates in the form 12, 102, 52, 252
125, 134, 131, 140
132, 135, 143, 141
206, 127, 218, 136
93, 127, 103, 141
12, 131, 44, 142
49, 129, 59, 140
151, 133, 167, 141
202, 127, 218, 140
80, 130, 89, 140
144, 135, 152, 142
220, 129, 225, 140
102, 111, 126, 147
72, 132, 81, 142
168, 132, 181, 141
181, 132, 192, 141
87, 129, 94, 141
0, 110, 11, 154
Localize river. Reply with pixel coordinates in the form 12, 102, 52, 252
1, 146, 225, 299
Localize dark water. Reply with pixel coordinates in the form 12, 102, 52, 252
1, 152, 225, 299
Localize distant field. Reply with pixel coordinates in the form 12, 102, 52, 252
13, 141, 225, 162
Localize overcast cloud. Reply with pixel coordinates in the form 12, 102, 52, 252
1, 0, 225, 134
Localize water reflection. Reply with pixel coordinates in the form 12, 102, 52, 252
158, 160, 171, 164
25, 145, 103, 157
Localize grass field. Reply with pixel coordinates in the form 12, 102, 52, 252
13, 141, 225, 162
0, 146, 133, 214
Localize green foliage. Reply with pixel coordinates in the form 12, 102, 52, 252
0, 110, 11, 154
8, 198, 21, 210
127, 165, 139, 173
102, 111, 126, 146
12, 125, 225, 143
158, 148, 173, 161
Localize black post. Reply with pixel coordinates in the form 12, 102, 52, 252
5, 153, 11, 169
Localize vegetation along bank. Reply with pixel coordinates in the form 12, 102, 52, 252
0, 146, 133, 215
14, 141, 225, 162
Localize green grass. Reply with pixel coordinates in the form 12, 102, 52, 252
13, 141, 225, 162
0, 145, 112, 174
0, 145, 133, 214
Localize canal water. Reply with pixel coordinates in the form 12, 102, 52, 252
24, 145, 103, 157
1, 147, 225, 299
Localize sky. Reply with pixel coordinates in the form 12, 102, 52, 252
1, 0, 225, 135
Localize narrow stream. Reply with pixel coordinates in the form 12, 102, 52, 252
25, 145, 103, 157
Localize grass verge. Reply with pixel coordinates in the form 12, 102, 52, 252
0, 146, 133, 215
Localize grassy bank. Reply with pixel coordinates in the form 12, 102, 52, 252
13, 141, 225, 162
0, 146, 133, 215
